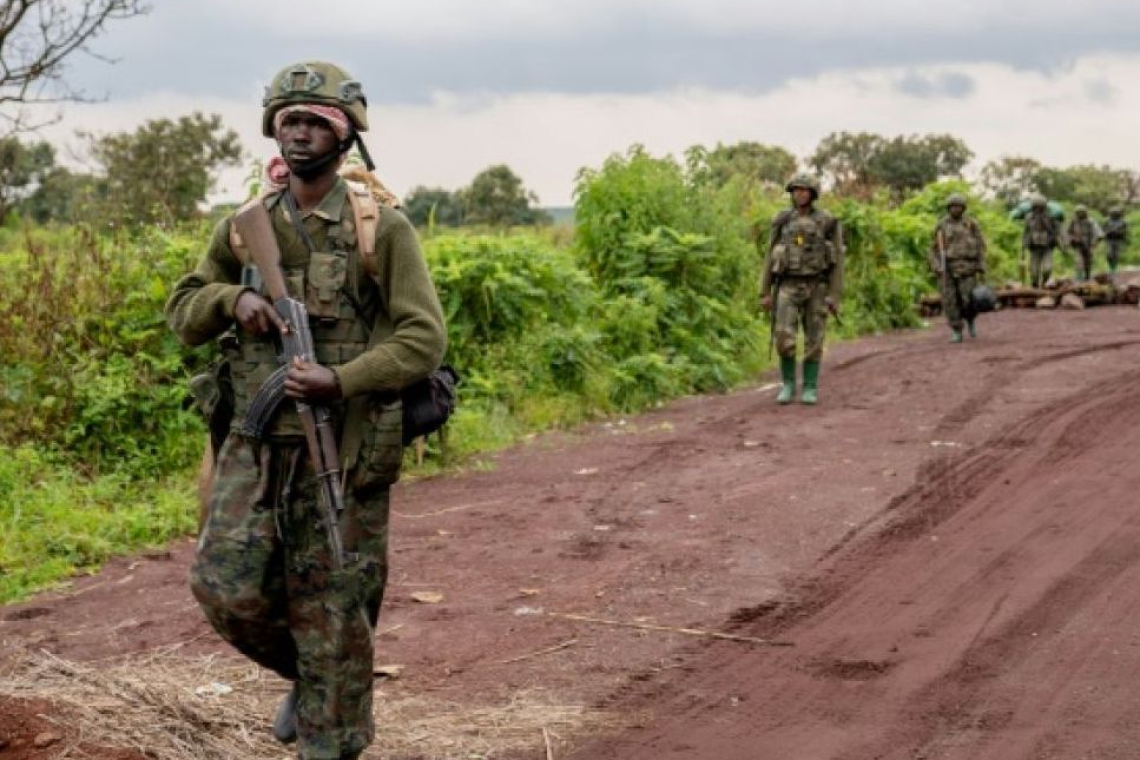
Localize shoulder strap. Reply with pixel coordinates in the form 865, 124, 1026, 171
345, 180, 381, 281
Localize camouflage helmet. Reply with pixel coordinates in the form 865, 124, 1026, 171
1029, 193, 1047, 209
1110, 206, 1125, 217
262, 61, 368, 137
785, 172, 820, 200
945, 193, 968, 210
1075, 204, 1088, 217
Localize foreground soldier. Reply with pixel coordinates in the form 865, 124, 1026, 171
1104, 207, 1130, 274
760, 173, 844, 405
930, 193, 986, 343
1022, 194, 1060, 287
1064, 205, 1103, 281
166, 61, 446, 760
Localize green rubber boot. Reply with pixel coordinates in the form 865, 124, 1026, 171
776, 356, 796, 405
966, 319, 977, 338
801, 361, 820, 405
950, 329, 963, 343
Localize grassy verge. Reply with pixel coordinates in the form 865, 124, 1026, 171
0, 445, 197, 604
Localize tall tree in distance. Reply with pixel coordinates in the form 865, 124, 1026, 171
979, 156, 1043, 208
403, 186, 465, 228
686, 141, 797, 189
460, 164, 550, 227
0, 0, 150, 134
810, 131, 972, 200
0, 136, 55, 220
85, 111, 241, 227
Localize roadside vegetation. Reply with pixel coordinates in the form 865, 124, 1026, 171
3, 133, 1139, 603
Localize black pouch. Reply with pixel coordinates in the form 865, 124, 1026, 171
401, 365, 459, 445
188, 358, 234, 458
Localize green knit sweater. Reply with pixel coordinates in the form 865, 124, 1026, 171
165, 179, 446, 399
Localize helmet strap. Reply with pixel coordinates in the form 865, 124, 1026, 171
354, 134, 376, 172
282, 136, 353, 180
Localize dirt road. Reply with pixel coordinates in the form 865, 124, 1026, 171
4, 307, 1140, 759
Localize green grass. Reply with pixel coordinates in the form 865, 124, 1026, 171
0, 445, 197, 604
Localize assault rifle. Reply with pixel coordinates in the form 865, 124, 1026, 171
232, 203, 348, 569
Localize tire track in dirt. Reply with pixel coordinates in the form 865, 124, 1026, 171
567, 363, 1140, 760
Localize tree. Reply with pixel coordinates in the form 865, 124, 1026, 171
868, 134, 973, 198
403, 186, 465, 228
808, 132, 883, 196
979, 156, 1043, 208
85, 111, 242, 226
459, 164, 549, 227
0, 136, 54, 220
686, 141, 797, 189
809, 131, 973, 199
1035, 164, 1136, 215
0, 0, 150, 134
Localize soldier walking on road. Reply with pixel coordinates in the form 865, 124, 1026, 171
1022, 194, 1060, 288
760, 173, 844, 405
1104, 207, 1130, 274
166, 61, 446, 760
930, 193, 986, 343
1064, 205, 1103, 281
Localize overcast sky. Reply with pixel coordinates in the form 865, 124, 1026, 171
28, 0, 1140, 205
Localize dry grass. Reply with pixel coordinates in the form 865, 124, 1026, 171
0, 648, 616, 760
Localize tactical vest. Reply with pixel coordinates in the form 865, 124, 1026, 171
223, 182, 404, 490
1105, 218, 1128, 240
1070, 218, 1096, 247
938, 216, 982, 261
1025, 212, 1057, 248
770, 209, 837, 278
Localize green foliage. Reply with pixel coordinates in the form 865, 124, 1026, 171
83, 112, 243, 227
404, 186, 465, 228
0, 223, 210, 476
0, 137, 55, 221
811, 132, 973, 199
686, 141, 796, 190
0, 444, 196, 604
459, 164, 550, 227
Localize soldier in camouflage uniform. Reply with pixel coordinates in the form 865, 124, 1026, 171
760, 173, 844, 405
165, 62, 446, 760
1103, 207, 1129, 274
1022, 194, 1060, 288
930, 193, 986, 343
1064, 205, 1103, 281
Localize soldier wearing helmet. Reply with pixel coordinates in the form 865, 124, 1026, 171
1022, 193, 1060, 287
930, 193, 987, 342
760, 173, 844, 405
1103, 206, 1130, 274
1064, 204, 1104, 281
166, 61, 447, 760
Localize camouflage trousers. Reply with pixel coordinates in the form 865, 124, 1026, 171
941, 271, 977, 331
1107, 239, 1126, 270
1071, 244, 1093, 281
191, 434, 390, 760
775, 276, 830, 362
1028, 246, 1054, 288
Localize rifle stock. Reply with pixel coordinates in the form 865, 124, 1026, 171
232, 202, 349, 570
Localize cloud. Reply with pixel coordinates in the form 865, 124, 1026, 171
63, 0, 1140, 104
41, 54, 1140, 208
894, 71, 976, 99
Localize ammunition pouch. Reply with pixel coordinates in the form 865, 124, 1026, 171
188, 358, 235, 459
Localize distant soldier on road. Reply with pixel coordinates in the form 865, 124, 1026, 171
760, 173, 844, 405
1064, 205, 1103, 281
1103, 207, 1130, 275
1022, 194, 1060, 287
930, 193, 986, 343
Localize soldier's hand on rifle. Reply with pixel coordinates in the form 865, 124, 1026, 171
761, 294, 773, 312
234, 291, 288, 336
284, 357, 342, 401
